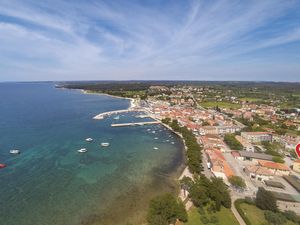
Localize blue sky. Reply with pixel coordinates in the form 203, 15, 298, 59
0, 0, 300, 81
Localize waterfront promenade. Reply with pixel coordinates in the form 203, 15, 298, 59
111, 121, 160, 127
93, 108, 145, 119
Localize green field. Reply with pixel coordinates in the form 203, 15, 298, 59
239, 97, 262, 102
179, 206, 239, 225
199, 101, 241, 109
240, 203, 297, 225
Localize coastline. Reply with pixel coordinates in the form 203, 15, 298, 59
81, 89, 136, 109
80, 88, 190, 211
80, 88, 190, 199
159, 122, 193, 202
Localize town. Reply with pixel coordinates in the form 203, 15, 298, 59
63, 81, 300, 225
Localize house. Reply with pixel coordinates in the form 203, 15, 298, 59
201, 126, 218, 135
231, 151, 244, 160
199, 135, 226, 152
258, 160, 290, 176
235, 135, 255, 152
217, 125, 241, 135
244, 165, 273, 182
293, 160, 300, 173
241, 132, 272, 142
206, 149, 234, 181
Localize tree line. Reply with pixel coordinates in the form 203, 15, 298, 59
161, 118, 203, 174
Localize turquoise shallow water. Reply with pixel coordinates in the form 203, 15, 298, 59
0, 83, 184, 225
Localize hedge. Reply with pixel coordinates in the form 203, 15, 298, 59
234, 199, 252, 225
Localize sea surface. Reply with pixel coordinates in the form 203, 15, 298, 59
0, 83, 184, 225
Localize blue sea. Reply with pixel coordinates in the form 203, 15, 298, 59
0, 83, 184, 225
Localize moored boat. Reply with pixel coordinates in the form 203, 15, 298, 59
153, 147, 158, 150
78, 148, 88, 153
101, 142, 110, 147
10, 149, 20, 155
0, 164, 7, 169
85, 138, 93, 142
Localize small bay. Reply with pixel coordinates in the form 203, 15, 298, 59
0, 83, 184, 225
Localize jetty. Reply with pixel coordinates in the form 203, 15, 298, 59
111, 121, 160, 127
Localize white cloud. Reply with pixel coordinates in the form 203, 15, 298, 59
0, 0, 299, 81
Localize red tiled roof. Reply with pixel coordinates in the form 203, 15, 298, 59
231, 151, 241, 157
258, 160, 290, 171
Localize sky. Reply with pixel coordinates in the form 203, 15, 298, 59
0, 0, 300, 82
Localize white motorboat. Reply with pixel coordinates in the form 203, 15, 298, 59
85, 138, 93, 142
153, 147, 159, 150
101, 142, 110, 147
78, 148, 87, 153
171, 142, 175, 144
10, 149, 20, 154
113, 115, 120, 120
151, 131, 156, 134
154, 137, 158, 140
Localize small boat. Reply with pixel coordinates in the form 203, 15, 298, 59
153, 147, 159, 150
171, 142, 175, 144
166, 139, 170, 142
147, 129, 151, 131
154, 137, 158, 140
0, 164, 7, 169
78, 148, 88, 153
113, 116, 120, 120
85, 138, 93, 142
10, 149, 20, 155
151, 131, 156, 134
101, 142, 110, 147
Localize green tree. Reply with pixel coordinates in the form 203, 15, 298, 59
228, 176, 246, 190
209, 178, 231, 209
161, 117, 171, 125
264, 211, 286, 225
272, 156, 284, 163
147, 193, 187, 225
255, 188, 277, 212
224, 134, 243, 150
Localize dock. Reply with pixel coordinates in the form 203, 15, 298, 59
111, 121, 160, 127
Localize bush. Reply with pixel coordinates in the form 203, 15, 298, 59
264, 211, 286, 225
283, 210, 300, 223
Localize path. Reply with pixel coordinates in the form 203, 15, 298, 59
231, 195, 246, 225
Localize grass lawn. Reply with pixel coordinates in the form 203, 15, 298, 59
239, 97, 262, 102
199, 101, 241, 109
240, 203, 297, 225
179, 206, 239, 225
